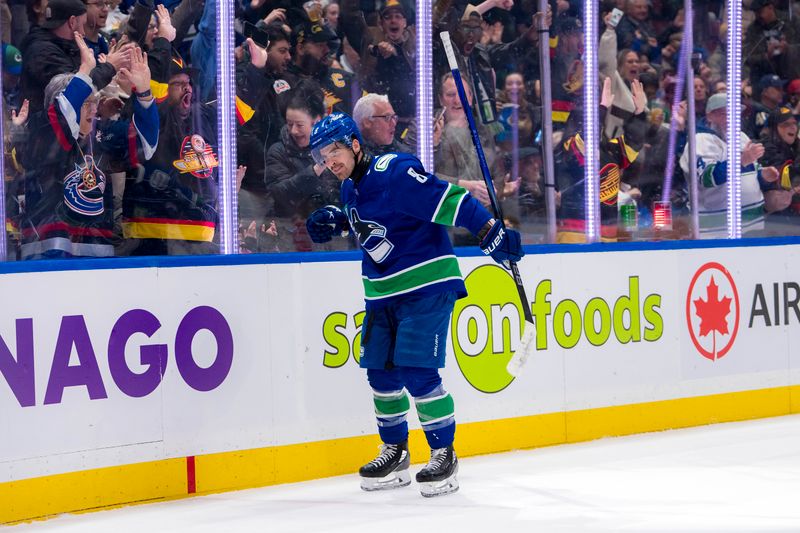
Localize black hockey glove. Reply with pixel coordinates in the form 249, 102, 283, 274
306, 205, 349, 243
479, 221, 524, 267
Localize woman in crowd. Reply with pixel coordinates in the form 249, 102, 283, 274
265, 81, 344, 251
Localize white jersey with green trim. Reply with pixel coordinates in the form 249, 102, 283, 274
340, 152, 493, 309
680, 129, 765, 238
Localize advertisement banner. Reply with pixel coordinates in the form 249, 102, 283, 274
2, 244, 800, 486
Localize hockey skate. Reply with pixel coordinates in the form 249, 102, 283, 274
359, 441, 411, 491
416, 445, 459, 497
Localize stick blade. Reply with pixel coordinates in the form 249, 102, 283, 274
507, 320, 535, 377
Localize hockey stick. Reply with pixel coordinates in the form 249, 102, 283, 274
439, 31, 535, 377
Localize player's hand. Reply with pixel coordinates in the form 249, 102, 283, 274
306, 205, 348, 243
479, 220, 524, 268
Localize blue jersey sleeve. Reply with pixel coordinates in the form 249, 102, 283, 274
385, 154, 493, 236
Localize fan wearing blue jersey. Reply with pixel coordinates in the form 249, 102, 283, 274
305, 112, 524, 498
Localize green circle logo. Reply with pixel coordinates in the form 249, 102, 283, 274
451, 264, 523, 393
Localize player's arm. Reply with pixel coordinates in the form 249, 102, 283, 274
388, 154, 524, 264
386, 154, 493, 234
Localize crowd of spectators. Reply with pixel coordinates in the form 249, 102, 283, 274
3, 0, 800, 259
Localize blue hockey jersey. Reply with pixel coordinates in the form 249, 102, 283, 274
341, 152, 493, 309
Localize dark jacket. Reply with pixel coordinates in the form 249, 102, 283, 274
743, 14, 800, 86
20, 25, 117, 113
237, 62, 287, 219
264, 126, 340, 219
760, 131, 800, 224
341, 0, 416, 119
556, 108, 648, 240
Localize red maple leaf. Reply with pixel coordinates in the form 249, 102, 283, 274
693, 276, 731, 359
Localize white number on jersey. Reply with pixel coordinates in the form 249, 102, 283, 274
407, 167, 428, 183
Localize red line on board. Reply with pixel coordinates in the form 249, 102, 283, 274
187, 456, 196, 494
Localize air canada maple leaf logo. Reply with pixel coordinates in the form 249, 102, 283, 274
686, 262, 740, 361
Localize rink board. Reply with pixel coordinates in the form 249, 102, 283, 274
1, 240, 800, 523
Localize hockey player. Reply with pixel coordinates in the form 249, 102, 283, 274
304, 112, 524, 497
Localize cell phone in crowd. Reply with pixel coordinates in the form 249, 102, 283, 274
609, 8, 624, 28
243, 21, 270, 49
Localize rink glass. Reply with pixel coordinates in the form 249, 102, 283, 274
3, 0, 800, 262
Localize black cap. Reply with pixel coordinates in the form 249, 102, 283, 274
770, 106, 796, 126
380, 0, 406, 18
167, 56, 197, 80
42, 0, 86, 29
294, 18, 337, 45
750, 0, 774, 11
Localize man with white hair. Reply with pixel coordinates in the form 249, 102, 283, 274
353, 93, 412, 156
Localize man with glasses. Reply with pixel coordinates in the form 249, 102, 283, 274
83, 0, 110, 59
353, 93, 412, 155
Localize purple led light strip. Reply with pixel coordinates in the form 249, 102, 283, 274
216, 0, 238, 254
727, 0, 742, 238
417, 0, 433, 170
583, 0, 599, 242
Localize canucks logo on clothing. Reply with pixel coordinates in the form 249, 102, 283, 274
63, 154, 105, 216
348, 207, 394, 263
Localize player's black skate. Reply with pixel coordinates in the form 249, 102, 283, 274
416, 445, 459, 497
359, 440, 411, 491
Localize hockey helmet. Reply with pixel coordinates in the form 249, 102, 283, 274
310, 112, 364, 165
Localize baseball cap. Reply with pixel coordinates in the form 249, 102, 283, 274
759, 74, 787, 91
41, 0, 87, 30
294, 18, 338, 45
788, 79, 800, 95
2, 43, 22, 76
770, 106, 797, 126
750, 0, 774, 11
380, 0, 406, 19
705, 93, 726, 114
167, 56, 198, 80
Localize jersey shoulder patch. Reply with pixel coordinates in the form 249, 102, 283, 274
373, 153, 398, 172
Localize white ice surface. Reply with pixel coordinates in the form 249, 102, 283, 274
9, 414, 800, 532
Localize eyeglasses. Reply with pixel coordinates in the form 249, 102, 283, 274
86, 1, 113, 8
459, 26, 483, 36
371, 114, 398, 122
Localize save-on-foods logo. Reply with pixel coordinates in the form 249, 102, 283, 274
685, 262, 740, 361
322, 265, 664, 394
452, 265, 663, 393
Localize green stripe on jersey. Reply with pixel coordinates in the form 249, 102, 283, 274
363, 256, 462, 300
415, 393, 455, 426
373, 390, 410, 418
700, 202, 765, 229
432, 183, 468, 226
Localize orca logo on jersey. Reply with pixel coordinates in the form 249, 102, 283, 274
348, 208, 394, 263
374, 154, 397, 172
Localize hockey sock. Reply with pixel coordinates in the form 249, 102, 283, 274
373, 388, 411, 444
414, 384, 455, 449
